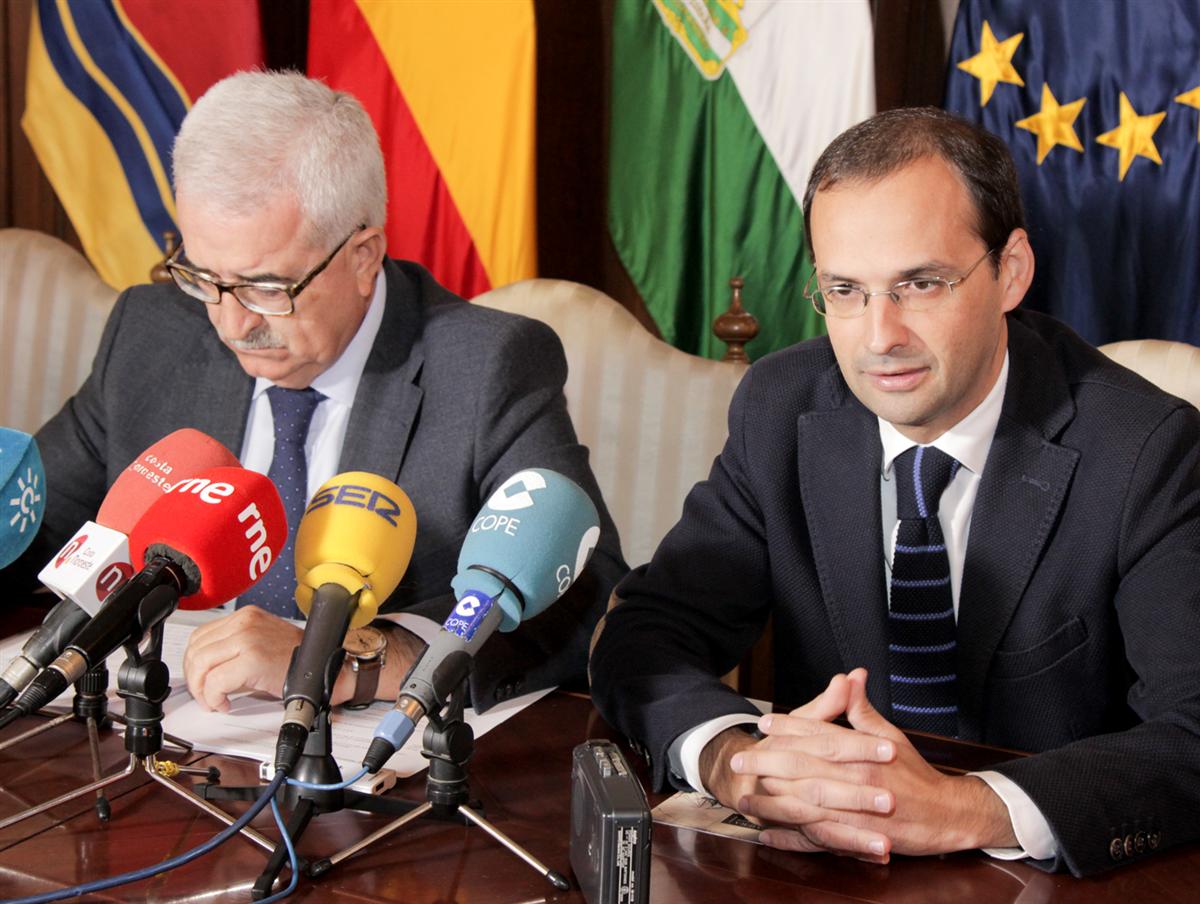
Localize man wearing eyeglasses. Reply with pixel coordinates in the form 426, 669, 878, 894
9, 71, 625, 717
591, 107, 1200, 876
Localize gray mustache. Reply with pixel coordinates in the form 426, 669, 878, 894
223, 326, 286, 350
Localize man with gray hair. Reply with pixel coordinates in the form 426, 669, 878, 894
9, 70, 625, 714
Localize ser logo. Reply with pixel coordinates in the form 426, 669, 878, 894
306, 484, 402, 526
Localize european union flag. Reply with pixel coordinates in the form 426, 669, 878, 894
945, 1, 1200, 345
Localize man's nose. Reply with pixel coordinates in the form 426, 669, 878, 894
213, 289, 264, 339
863, 293, 908, 356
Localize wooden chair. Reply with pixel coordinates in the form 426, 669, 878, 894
473, 278, 748, 569
1099, 338, 1200, 408
0, 229, 118, 433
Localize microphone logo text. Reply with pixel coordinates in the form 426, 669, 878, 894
305, 484, 402, 526
486, 471, 548, 512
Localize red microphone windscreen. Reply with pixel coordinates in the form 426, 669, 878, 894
128, 466, 286, 610
97, 429, 239, 534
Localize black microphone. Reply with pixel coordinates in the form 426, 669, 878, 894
0, 597, 93, 708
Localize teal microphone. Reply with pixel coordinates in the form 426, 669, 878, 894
363, 469, 600, 772
0, 428, 45, 569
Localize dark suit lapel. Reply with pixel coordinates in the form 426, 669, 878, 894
796, 366, 892, 711
338, 261, 425, 482
955, 316, 1078, 741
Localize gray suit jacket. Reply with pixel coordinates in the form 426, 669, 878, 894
10, 259, 627, 710
591, 309, 1200, 876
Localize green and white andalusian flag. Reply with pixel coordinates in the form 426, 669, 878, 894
610, 0, 875, 360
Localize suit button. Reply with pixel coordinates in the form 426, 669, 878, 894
1134, 831, 1146, 854
1148, 831, 1161, 850
1124, 835, 1135, 857
1109, 838, 1124, 861
494, 683, 512, 702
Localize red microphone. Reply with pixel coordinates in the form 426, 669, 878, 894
6, 466, 285, 719
129, 466, 287, 610
2, 430, 240, 711
39, 428, 240, 614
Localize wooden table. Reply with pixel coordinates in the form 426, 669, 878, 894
1, 617, 1197, 902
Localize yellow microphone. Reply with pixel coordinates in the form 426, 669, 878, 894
293, 471, 417, 627
276, 472, 417, 773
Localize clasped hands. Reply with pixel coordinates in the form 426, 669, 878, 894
702, 668, 1016, 864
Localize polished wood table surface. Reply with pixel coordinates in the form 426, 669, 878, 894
1, 613, 1198, 902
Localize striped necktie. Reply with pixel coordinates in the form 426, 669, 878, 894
887, 445, 959, 736
237, 386, 324, 618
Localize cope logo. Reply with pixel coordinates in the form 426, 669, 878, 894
8, 467, 42, 534
456, 596, 483, 618
444, 592, 494, 642
486, 471, 547, 512
306, 484, 403, 526
55, 533, 87, 569
95, 562, 134, 599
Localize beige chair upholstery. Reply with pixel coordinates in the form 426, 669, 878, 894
0, 229, 118, 433
473, 278, 748, 567
1099, 339, 1200, 409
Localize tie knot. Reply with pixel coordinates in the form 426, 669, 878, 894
266, 385, 325, 447
894, 445, 958, 521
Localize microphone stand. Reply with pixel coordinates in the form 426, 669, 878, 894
0, 603, 274, 856
0, 663, 195, 822
309, 678, 569, 892
196, 639, 422, 899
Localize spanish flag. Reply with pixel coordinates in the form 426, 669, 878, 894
22, 0, 263, 290
308, 0, 537, 298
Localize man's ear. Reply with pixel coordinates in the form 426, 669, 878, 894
998, 228, 1035, 314
351, 226, 388, 297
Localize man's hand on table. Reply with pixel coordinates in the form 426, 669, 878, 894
702, 668, 1018, 863
182, 606, 425, 712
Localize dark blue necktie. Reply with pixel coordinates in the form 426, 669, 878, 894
887, 445, 960, 736
238, 386, 324, 618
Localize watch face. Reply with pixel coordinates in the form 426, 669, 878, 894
343, 626, 386, 657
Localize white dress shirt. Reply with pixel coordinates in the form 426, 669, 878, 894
226, 270, 441, 641
673, 352, 1056, 862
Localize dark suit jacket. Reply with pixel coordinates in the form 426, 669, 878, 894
590, 309, 1200, 876
8, 259, 627, 710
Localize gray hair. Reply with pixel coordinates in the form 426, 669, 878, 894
172, 70, 386, 247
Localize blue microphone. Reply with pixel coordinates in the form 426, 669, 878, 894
363, 469, 600, 772
0, 429, 45, 569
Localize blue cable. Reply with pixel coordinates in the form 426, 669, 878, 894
285, 766, 369, 791
1, 770, 289, 904
256, 794, 300, 904
2, 767, 369, 904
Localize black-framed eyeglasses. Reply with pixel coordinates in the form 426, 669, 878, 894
164, 225, 365, 316
804, 246, 1000, 319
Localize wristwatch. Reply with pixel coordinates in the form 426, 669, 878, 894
342, 625, 388, 709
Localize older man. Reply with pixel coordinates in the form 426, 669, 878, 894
590, 107, 1200, 876
8, 71, 625, 714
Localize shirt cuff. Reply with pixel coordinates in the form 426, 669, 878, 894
973, 770, 1058, 861
671, 713, 762, 799
374, 612, 440, 646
